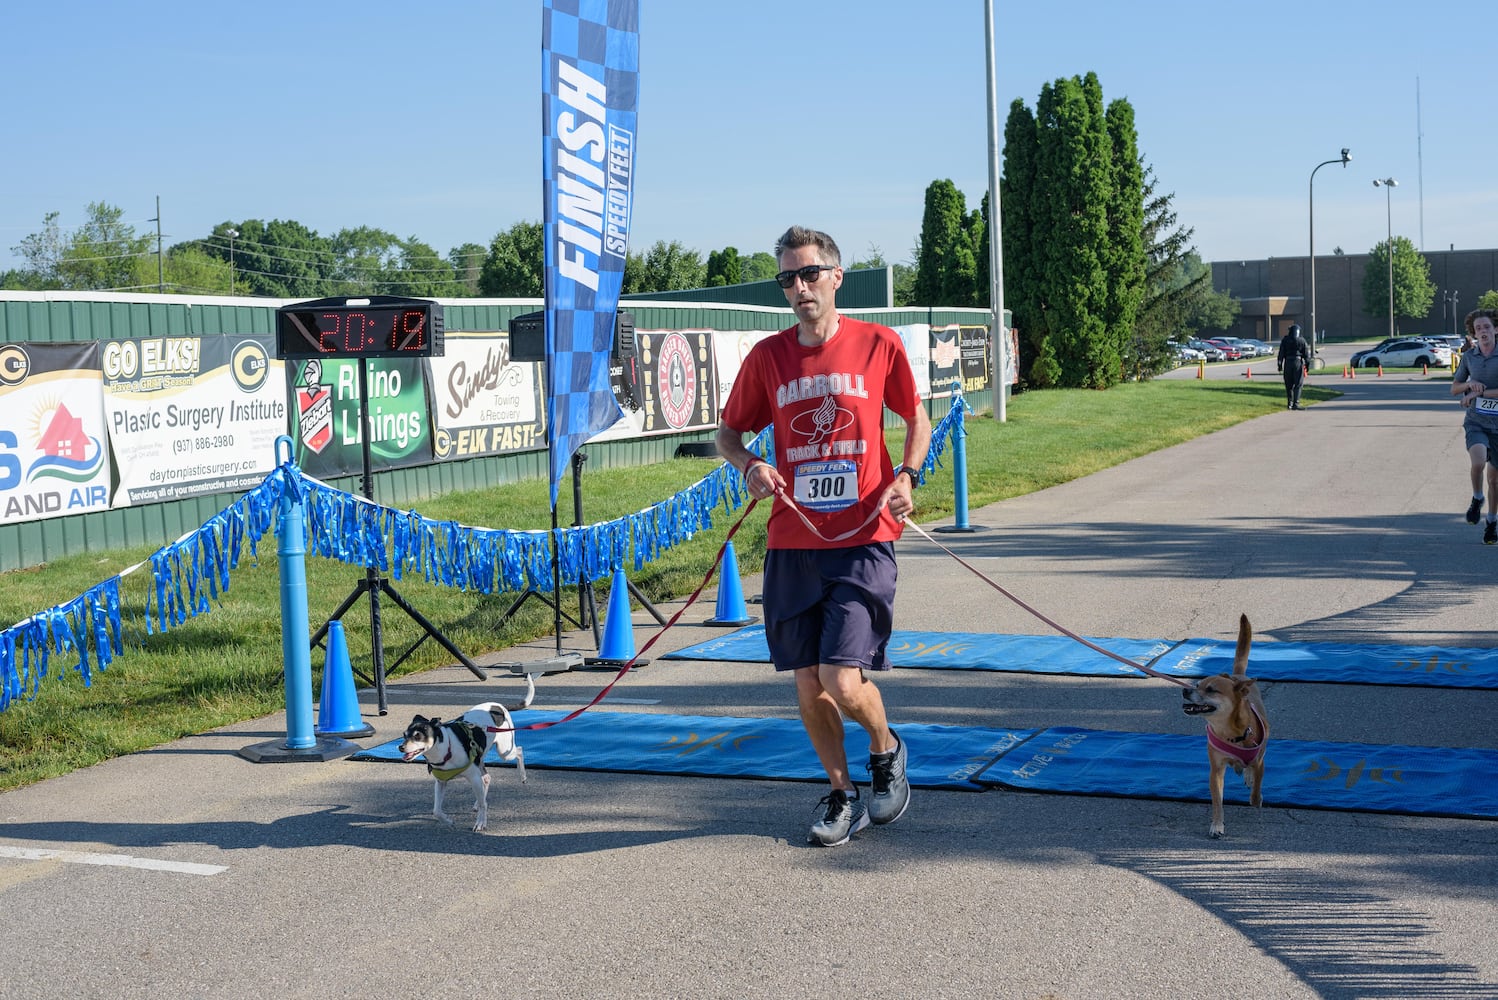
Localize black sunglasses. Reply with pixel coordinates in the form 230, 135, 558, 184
774, 264, 837, 288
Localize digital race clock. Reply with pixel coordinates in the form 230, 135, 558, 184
275, 295, 444, 359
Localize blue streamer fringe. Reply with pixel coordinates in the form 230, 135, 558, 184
0, 413, 975, 714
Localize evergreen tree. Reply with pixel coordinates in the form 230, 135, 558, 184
1001, 98, 1056, 386
1034, 75, 1112, 388
1002, 74, 1146, 389
913, 179, 980, 306
1103, 96, 1145, 381
705, 246, 743, 287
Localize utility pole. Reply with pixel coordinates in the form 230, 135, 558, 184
149, 195, 164, 293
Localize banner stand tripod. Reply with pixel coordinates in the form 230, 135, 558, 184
569, 452, 667, 636
309, 358, 487, 714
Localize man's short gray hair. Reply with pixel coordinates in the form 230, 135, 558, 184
774, 226, 841, 267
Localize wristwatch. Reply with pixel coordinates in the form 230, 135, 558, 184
894, 465, 920, 489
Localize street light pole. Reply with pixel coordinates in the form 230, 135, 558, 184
1308, 148, 1351, 365
983, 0, 1007, 422
1373, 178, 1397, 338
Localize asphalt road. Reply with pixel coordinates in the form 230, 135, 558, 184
1, 341, 1494, 1000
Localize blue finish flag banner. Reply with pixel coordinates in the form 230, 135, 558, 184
542, 0, 640, 506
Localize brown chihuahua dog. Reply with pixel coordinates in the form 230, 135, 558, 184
1181, 614, 1268, 838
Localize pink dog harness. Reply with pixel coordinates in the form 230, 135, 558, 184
1206, 703, 1267, 766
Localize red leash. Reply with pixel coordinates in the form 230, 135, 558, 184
489, 497, 762, 733
770, 484, 1192, 690
492, 474, 1191, 738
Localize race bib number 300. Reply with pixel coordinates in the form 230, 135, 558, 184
793, 459, 858, 512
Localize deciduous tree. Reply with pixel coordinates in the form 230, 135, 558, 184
1361, 236, 1435, 333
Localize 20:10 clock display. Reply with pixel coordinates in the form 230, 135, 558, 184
274, 296, 445, 359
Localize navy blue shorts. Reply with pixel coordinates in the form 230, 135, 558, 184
761, 542, 898, 672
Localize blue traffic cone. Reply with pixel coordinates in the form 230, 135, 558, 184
585, 567, 649, 667
316, 620, 375, 738
705, 541, 757, 627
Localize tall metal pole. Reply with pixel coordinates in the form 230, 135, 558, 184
1374, 178, 1398, 338
983, 0, 1007, 422
1308, 149, 1350, 362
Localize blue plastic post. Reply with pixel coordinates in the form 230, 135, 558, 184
950, 386, 971, 530
275, 436, 317, 750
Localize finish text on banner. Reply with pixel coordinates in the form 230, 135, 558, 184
541, 0, 640, 506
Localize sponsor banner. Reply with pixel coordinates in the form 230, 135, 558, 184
102, 335, 287, 506
541, 0, 640, 505
929, 324, 962, 397
894, 324, 932, 399
959, 325, 992, 395
0, 342, 111, 526
288, 356, 433, 479
711, 330, 778, 414
637, 330, 717, 435
427, 334, 546, 461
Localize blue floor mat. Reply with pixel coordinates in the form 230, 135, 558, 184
1152, 637, 1498, 689
352, 709, 1033, 791
664, 626, 1498, 689
974, 727, 1498, 820
663, 625, 1172, 677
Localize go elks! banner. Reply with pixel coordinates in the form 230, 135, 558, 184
541, 0, 639, 507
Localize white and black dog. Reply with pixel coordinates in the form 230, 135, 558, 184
397, 673, 537, 832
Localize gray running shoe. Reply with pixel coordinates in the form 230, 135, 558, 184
1467, 497, 1484, 524
807, 789, 868, 847
867, 729, 910, 825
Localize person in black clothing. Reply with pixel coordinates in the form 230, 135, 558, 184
1277, 324, 1311, 409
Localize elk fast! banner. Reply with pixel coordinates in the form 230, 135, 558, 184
427, 334, 546, 460
0, 342, 111, 525
541, 0, 640, 506
101, 334, 287, 505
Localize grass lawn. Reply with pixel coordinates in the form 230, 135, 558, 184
0, 378, 1335, 790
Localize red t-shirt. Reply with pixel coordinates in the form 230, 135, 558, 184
721, 317, 921, 549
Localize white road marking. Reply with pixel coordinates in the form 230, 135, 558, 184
0, 846, 226, 876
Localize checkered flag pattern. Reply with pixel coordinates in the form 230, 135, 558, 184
542, 0, 640, 507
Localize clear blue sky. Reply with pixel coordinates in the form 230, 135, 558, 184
2, 1, 1494, 277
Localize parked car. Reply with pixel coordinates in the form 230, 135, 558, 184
1348, 338, 1407, 368
1356, 339, 1453, 369
1224, 337, 1271, 357
1234, 339, 1275, 357
1205, 338, 1243, 360
1169, 342, 1205, 363
1187, 339, 1225, 361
